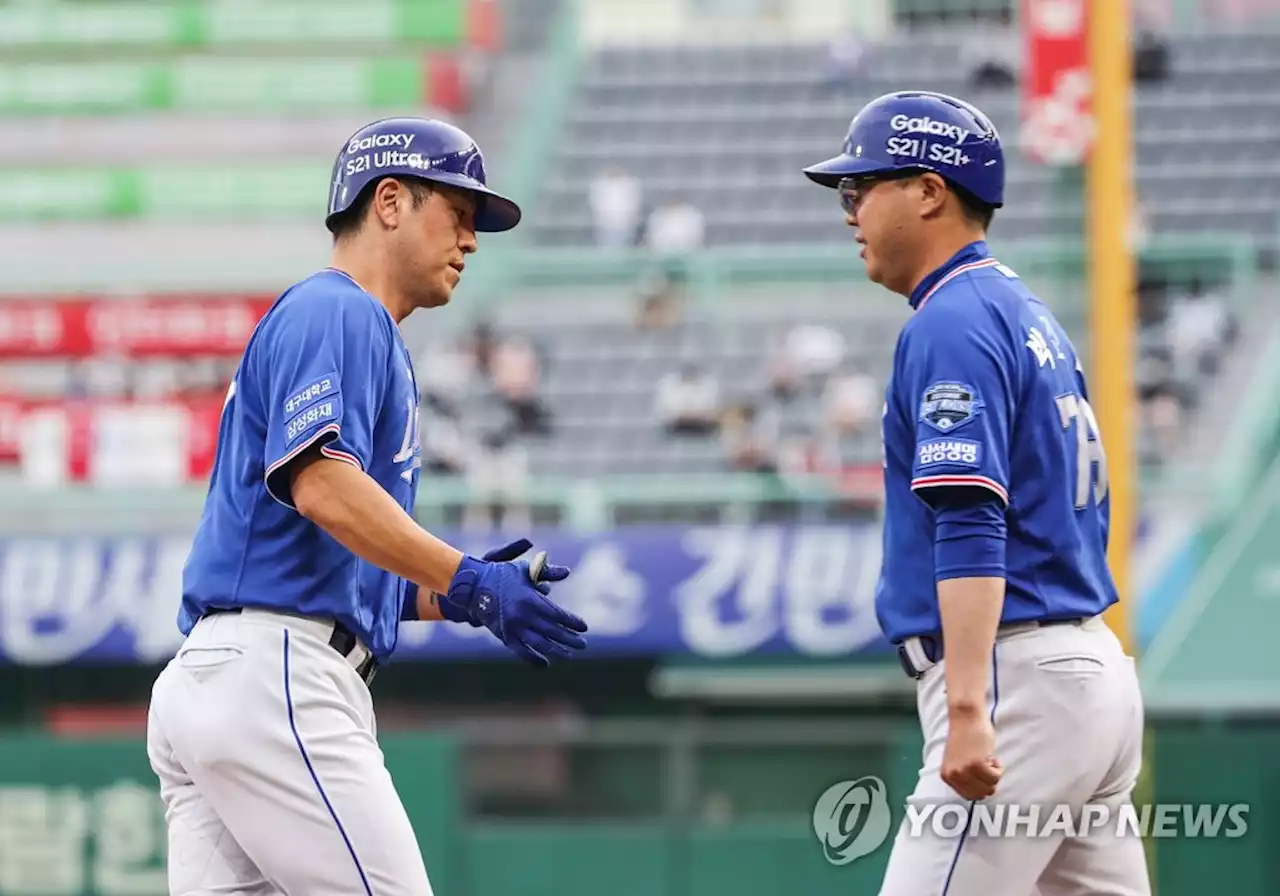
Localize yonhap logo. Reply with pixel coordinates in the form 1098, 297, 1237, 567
812, 776, 893, 865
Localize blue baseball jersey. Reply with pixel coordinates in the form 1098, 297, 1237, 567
876, 241, 1118, 643
179, 268, 423, 662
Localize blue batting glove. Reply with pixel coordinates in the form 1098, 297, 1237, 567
439, 538, 588, 667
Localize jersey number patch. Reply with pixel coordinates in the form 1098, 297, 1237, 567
1055, 393, 1108, 509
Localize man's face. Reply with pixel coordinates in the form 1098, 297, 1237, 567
395, 183, 479, 309
841, 171, 922, 294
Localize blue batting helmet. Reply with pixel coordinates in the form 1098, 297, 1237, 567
326, 117, 521, 233
803, 90, 1004, 208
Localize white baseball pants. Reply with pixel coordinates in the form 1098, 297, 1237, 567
879, 615, 1152, 896
146, 608, 434, 895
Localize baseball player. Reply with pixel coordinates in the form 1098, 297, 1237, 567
146, 117, 589, 895
803, 91, 1150, 894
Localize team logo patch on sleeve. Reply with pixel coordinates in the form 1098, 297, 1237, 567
917, 438, 982, 468
919, 382, 983, 432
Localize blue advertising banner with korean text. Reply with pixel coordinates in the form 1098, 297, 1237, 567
0, 525, 893, 666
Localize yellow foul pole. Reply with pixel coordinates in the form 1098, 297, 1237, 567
1087, 0, 1135, 656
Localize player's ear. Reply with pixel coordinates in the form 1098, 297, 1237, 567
370, 177, 404, 230
917, 172, 950, 219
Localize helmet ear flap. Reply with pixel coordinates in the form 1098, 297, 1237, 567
326, 178, 379, 238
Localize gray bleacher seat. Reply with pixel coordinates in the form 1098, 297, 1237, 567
530, 29, 1280, 248
415, 290, 910, 478
414, 273, 1242, 481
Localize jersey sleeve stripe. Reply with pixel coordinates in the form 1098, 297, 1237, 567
263, 422, 343, 509
319, 444, 363, 470
911, 474, 1009, 507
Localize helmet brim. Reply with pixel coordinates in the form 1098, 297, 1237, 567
423, 171, 522, 232
802, 154, 894, 189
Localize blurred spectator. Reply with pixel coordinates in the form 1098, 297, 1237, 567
588, 166, 643, 248
491, 335, 552, 435
962, 29, 1018, 90
818, 31, 866, 92
418, 341, 474, 416
720, 401, 778, 473
642, 201, 705, 307
464, 425, 532, 533
1136, 270, 1171, 328
776, 423, 833, 482
1133, 30, 1171, 84
822, 369, 879, 435
645, 201, 705, 256
1136, 345, 1176, 399
760, 324, 846, 413
422, 412, 468, 476
467, 319, 500, 379
654, 363, 721, 435
1165, 280, 1234, 379
783, 323, 846, 380
635, 288, 683, 331
1144, 386, 1183, 457
765, 341, 802, 404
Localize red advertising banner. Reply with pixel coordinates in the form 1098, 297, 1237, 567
0, 296, 275, 358
0, 397, 226, 484
0, 397, 23, 463
1020, 0, 1093, 165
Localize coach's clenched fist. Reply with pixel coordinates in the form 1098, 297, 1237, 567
942, 707, 1003, 801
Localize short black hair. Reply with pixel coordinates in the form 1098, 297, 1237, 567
952, 183, 996, 231
327, 176, 435, 242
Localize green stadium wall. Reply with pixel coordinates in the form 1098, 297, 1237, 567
0, 721, 1274, 895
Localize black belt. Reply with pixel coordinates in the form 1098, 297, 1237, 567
896, 617, 1088, 680
203, 607, 378, 686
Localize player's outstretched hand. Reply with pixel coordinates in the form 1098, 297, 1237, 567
438, 538, 588, 667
